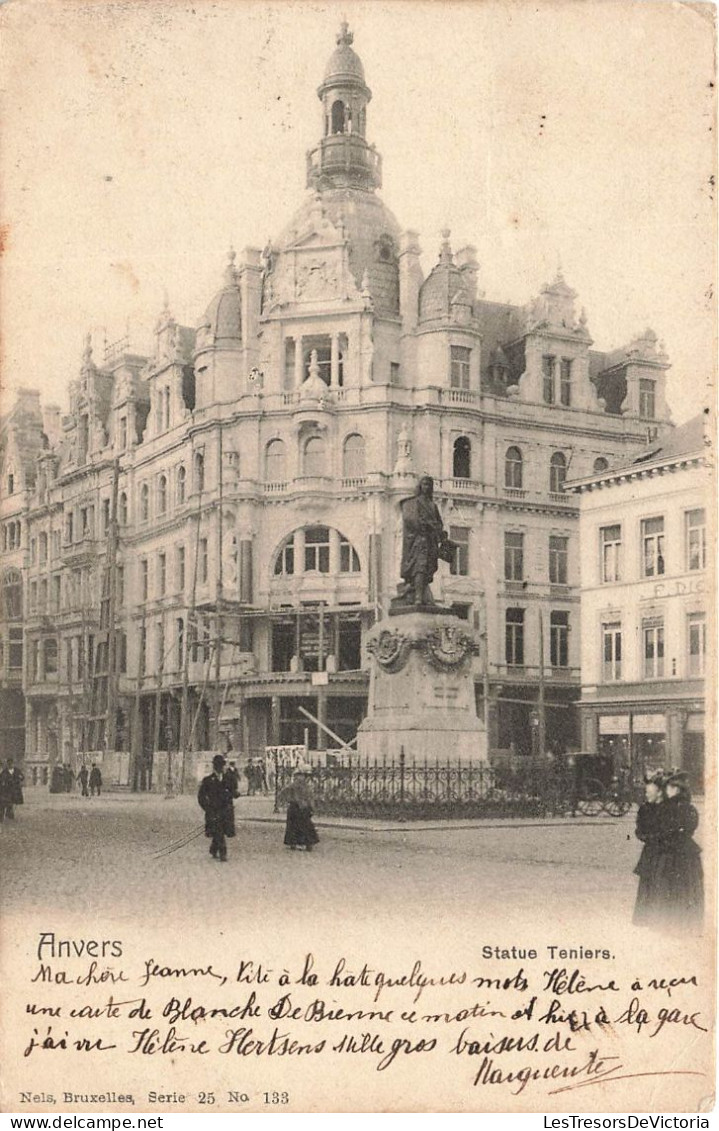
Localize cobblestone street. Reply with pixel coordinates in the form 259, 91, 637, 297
0, 788, 667, 934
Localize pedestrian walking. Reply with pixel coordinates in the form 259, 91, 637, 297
245, 757, 257, 796
224, 761, 241, 800
633, 768, 703, 931
0, 760, 15, 822
77, 765, 89, 797
198, 754, 236, 862
89, 763, 102, 796
282, 767, 319, 852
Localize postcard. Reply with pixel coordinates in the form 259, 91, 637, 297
0, 0, 715, 1115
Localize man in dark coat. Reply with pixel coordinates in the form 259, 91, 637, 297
89, 763, 102, 796
399, 476, 455, 605
0, 761, 14, 822
77, 765, 89, 797
224, 761, 241, 799
198, 754, 236, 862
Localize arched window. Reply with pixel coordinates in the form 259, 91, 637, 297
303, 436, 326, 477
140, 483, 149, 523
118, 492, 128, 526
176, 465, 186, 505
343, 434, 366, 479
157, 475, 167, 515
2, 569, 22, 620
593, 457, 609, 473
193, 451, 205, 494
505, 446, 523, 489
331, 99, 347, 134
550, 452, 567, 494
453, 436, 471, 479
265, 439, 286, 483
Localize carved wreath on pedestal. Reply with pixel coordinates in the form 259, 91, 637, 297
420, 625, 479, 672
367, 628, 412, 673
368, 624, 479, 674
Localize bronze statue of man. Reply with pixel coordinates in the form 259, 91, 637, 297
399, 476, 455, 605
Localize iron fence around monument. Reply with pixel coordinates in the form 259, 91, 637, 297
272, 752, 636, 820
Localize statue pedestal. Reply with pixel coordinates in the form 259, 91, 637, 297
357, 611, 487, 763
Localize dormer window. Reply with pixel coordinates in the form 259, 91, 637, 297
6, 471, 14, 495
542, 356, 556, 403
639, 379, 656, 419
560, 359, 572, 406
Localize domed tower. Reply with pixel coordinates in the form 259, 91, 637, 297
195, 246, 262, 408
260, 23, 405, 393
307, 20, 381, 193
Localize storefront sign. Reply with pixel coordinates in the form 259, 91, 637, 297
599, 715, 629, 735
633, 713, 665, 733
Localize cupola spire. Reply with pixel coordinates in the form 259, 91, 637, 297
306, 23, 382, 192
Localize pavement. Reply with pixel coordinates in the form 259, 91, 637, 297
0, 786, 665, 933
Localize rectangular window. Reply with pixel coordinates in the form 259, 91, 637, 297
116, 566, 124, 608
102, 499, 110, 534
390, 362, 400, 384
177, 618, 185, 670
542, 355, 555, 403
550, 611, 569, 668
139, 626, 146, 675
65, 513, 74, 544
119, 416, 128, 450
686, 509, 706, 571
30, 538, 37, 565
52, 531, 60, 558
39, 532, 47, 564
450, 346, 471, 390
305, 527, 330, 573
199, 538, 209, 583
687, 613, 706, 677
29, 581, 37, 612
176, 545, 186, 591
9, 627, 23, 669
639, 379, 656, 419
141, 560, 149, 602
39, 578, 48, 612
602, 622, 622, 681
284, 338, 296, 390
156, 621, 165, 671
560, 359, 572, 406
549, 536, 568, 585
158, 552, 166, 596
504, 531, 524, 581
641, 516, 665, 577
52, 574, 61, 613
600, 524, 622, 583
339, 539, 360, 573
643, 618, 665, 679
505, 608, 525, 666
449, 526, 470, 577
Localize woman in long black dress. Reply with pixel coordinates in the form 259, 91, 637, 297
633, 770, 667, 926
633, 769, 703, 930
283, 769, 319, 852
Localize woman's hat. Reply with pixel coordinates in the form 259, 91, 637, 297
643, 768, 666, 786
665, 769, 690, 790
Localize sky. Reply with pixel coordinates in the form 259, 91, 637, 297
1, 0, 715, 421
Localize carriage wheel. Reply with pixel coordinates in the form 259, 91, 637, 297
577, 778, 605, 816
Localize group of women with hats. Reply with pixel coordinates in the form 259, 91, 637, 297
633, 768, 704, 931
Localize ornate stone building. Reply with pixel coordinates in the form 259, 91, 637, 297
0, 24, 673, 787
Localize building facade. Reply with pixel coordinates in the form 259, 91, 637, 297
569, 415, 709, 790
0, 24, 675, 787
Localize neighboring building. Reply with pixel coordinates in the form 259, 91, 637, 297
568, 415, 710, 790
1, 24, 675, 787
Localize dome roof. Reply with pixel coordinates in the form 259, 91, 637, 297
199, 250, 242, 346
273, 189, 402, 317
419, 231, 472, 324
323, 21, 366, 84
